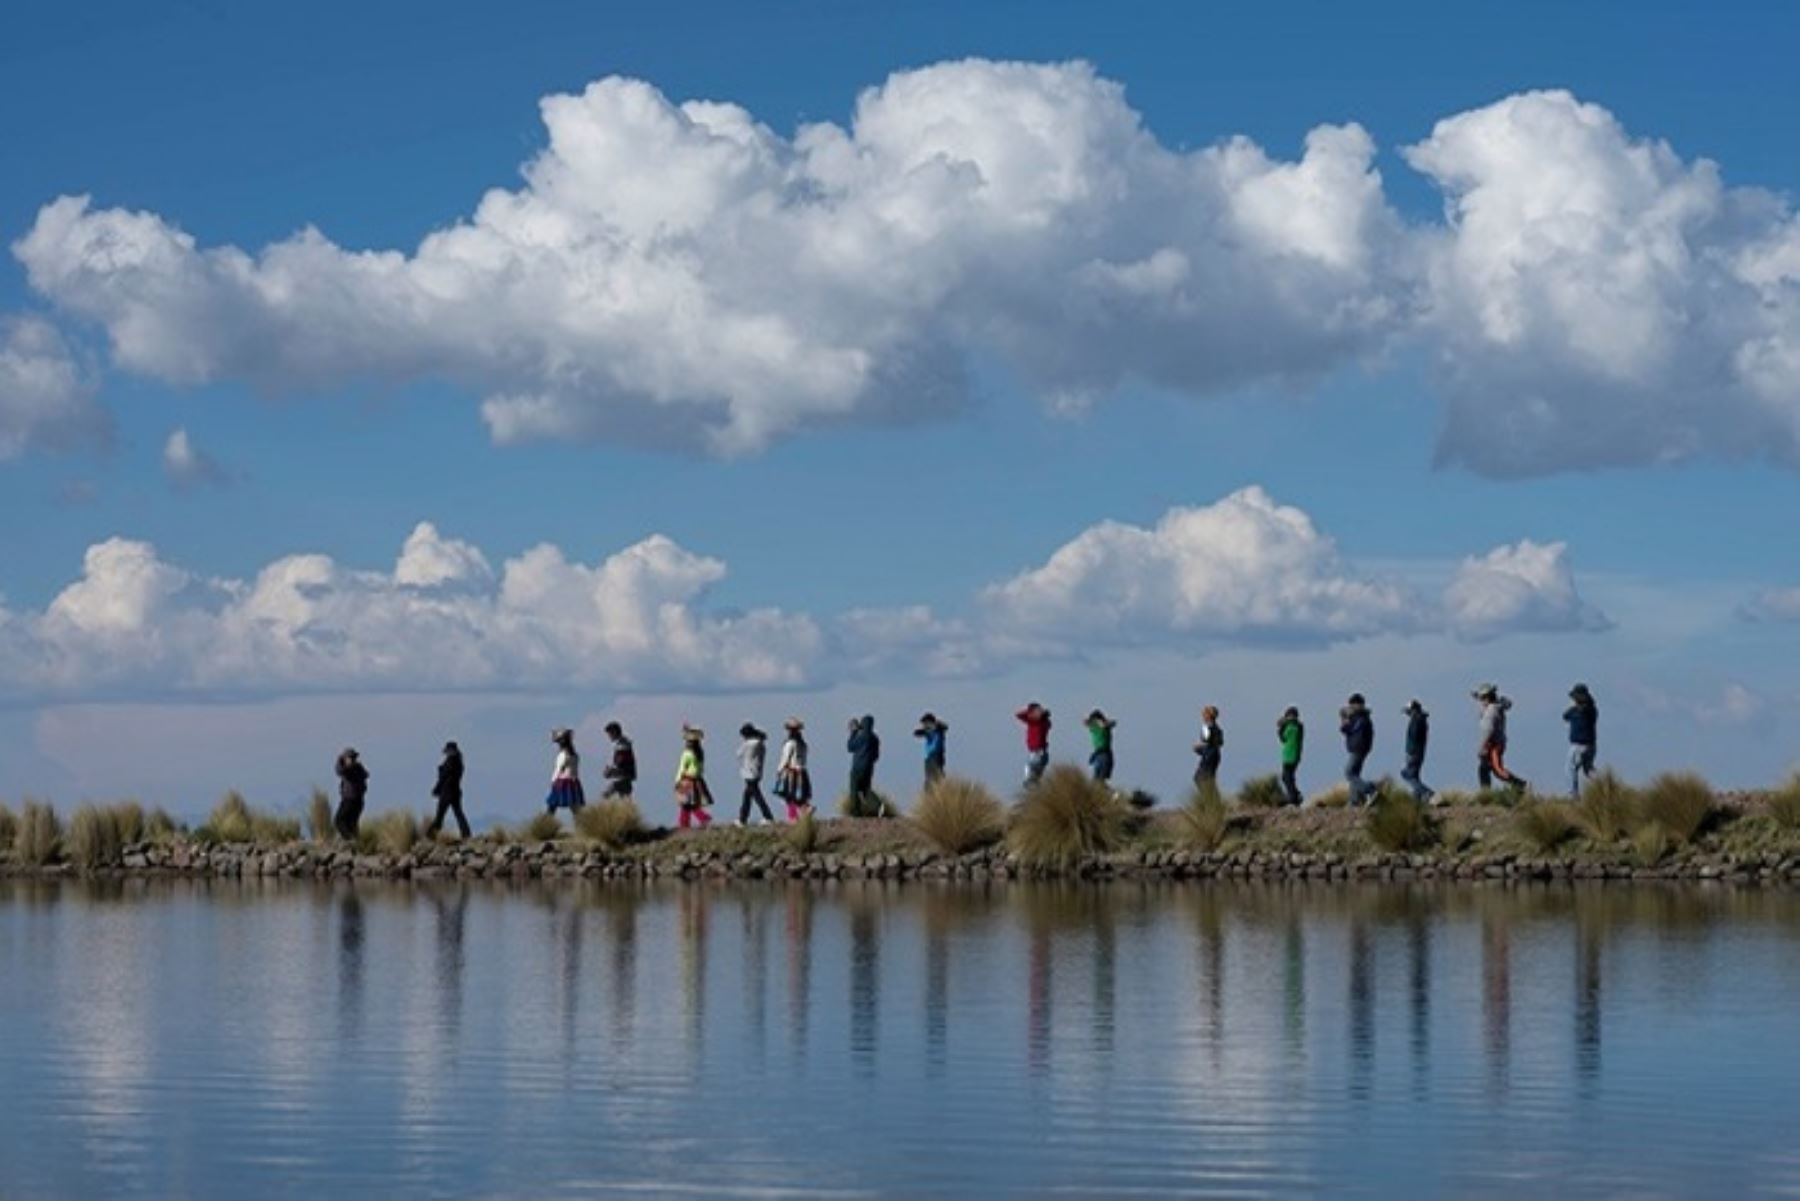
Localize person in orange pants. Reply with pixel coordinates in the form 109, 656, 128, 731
1472, 684, 1528, 794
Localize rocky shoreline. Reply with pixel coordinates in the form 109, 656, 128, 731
6, 836, 1799, 886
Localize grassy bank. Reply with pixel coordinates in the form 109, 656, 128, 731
6, 772, 1800, 882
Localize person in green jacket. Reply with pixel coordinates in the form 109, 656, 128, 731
1085, 710, 1117, 783
1277, 707, 1305, 807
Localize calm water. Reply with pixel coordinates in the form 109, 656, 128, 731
2, 880, 1799, 1199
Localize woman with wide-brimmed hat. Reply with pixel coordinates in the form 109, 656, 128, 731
774, 718, 813, 821
675, 725, 713, 829
546, 728, 586, 813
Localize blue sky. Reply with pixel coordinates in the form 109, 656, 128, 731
2, 0, 1798, 818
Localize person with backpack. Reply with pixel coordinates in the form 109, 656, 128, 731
1339, 694, 1377, 806
333, 747, 369, 839
1277, 707, 1304, 806
774, 718, 813, 821
1564, 683, 1599, 797
1016, 703, 1052, 787
736, 723, 775, 825
601, 722, 637, 799
427, 740, 470, 839
1193, 705, 1225, 788
1086, 710, 1118, 784
1401, 700, 1436, 804
914, 713, 948, 785
1473, 684, 1528, 794
675, 725, 713, 829
847, 715, 886, 815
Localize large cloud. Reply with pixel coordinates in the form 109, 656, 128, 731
0, 314, 106, 459
12, 60, 1403, 457
986, 488, 1609, 647
1, 523, 823, 698
1406, 90, 1800, 475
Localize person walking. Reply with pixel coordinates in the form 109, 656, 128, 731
774, 718, 813, 821
1086, 710, 1118, 784
546, 728, 586, 813
333, 747, 368, 839
1277, 707, 1305, 807
675, 725, 713, 829
1564, 683, 1599, 797
427, 740, 470, 839
914, 713, 948, 786
1401, 700, 1436, 805
1193, 706, 1225, 788
601, 722, 637, 799
736, 723, 775, 825
1016, 702, 1053, 787
1339, 694, 1377, 806
847, 715, 885, 815
1473, 684, 1528, 794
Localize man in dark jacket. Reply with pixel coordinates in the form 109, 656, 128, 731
602, 721, 638, 798
334, 747, 369, 839
1563, 683, 1599, 797
427, 741, 470, 839
1400, 701, 1435, 804
846, 715, 886, 816
1339, 694, 1376, 806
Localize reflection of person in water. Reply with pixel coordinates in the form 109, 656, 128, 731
1482, 907, 1512, 1096
337, 888, 365, 1041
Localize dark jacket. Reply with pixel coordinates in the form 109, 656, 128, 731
1404, 711, 1429, 760
1340, 708, 1374, 757
1564, 700, 1598, 746
337, 757, 369, 802
433, 750, 463, 799
606, 737, 638, 782
848, 717, 880, 772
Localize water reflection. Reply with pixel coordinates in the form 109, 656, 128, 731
3, 880, 1800, 1200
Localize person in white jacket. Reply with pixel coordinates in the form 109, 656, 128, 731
1473, 684, 1528, 794
736, 723, 775, 826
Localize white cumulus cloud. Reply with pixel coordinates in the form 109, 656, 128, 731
0, 314, 105, 460
1442, 539, 1611, 641
0, 524, 823, 698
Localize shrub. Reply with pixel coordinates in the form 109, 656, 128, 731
575, 800, 645, 850
1235, 774, 1285, 809
1766, 775, 1800, 831
910, 777, 1004, 855
1008, 765, 1128, 869
1633, 821, 1670, 866
111, 801, 145, 846
784, 810, 821, 854
1310, 784, 1349, 809
208, 791, 300, 845
146, 808, 181, 844
67, 804, 125, 871
522, 811, 563, 843
1366, 786, 1436, 852
1576, 770, 1636, 843
358, 811, 421, 856
0, 803, 16, 853
308, 789, 335, 842
1173, 786, 1229, 851
1635, 773, 1714, 847
1514, 801, 1577, 853
16, 801, 61, 865
838, 791, 897, 819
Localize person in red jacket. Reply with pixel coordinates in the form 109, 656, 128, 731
1016, 702, 1052, 788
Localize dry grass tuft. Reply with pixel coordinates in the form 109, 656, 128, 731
1366, 785, 1437, 852
1310, 784, 1350, 809
208, 791, 300, 845
1007, 765, 1129, 869
1633, 821, 1671, 866
16, 801, 61, 866
1514, 800, 1577, 853
1635, 773, 1714, 847
574, 800, 645, 850
1576, 770, 1636, 843
1766, 775, 1800, 831
784, 810, 822, 854
522, 811, 564, 843
910, 777, 1004, 855
67, 804, 125, 871
0, 803, 16, 853
1235, 774, 1285, 809
307, 789, 336, 842
1173, 786, 1229, 851
358, 810, 422, 856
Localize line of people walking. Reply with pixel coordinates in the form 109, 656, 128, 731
325, 681, 1600, 837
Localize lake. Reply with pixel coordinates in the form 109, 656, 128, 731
1, 879, 1797, 1198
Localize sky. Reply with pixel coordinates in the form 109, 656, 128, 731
2, 0, 1799, 823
